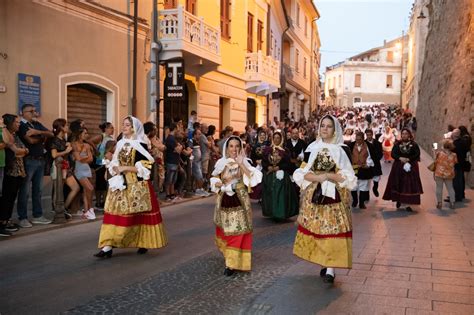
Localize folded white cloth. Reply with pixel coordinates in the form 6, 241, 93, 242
276, 170, 284, 180
403, 162, 411, 173
108, 175, 126, 191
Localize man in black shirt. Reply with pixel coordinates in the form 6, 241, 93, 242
452, 129, 469, 202
164, 123, 182, 202
17, 104, 54, 227
286, 128, 307, 174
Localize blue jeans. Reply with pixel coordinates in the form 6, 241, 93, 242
17, 158, 45, 220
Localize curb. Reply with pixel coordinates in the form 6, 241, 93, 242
2, 194, 215, 240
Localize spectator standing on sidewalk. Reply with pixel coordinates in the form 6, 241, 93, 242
164, 123, 181, 202
49, 118, 80, 219
200, 123, 211, 189
0, 114, 28, 236
192, 128, 209, 197
91, 122, 114, 209
451, 129, 469, 202
0, 117, 5, 198
17, 104, 53, 227
71, 127, 95, 220
433, 139, 457, 209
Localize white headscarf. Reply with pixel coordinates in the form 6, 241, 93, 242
112, 116, 154, 163
296, 115, 356, 198
212, 136, 249, 176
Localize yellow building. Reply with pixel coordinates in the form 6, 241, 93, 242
159, 0, 280, 134
0, 0, 321, 135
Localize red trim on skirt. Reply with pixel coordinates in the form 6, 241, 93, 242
103, 181, 164, 227
215, 226, 252, 250
297, 225, 352, 239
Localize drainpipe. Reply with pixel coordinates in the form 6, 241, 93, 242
266, 2, 271, 125
131, 0, 138, 116
153, 0, 162, 138
280, 0, 291, 119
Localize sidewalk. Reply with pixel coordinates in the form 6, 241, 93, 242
316, 148, 474, 314
3, 192, 214, 239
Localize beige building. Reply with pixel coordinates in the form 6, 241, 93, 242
0, 0, 154, 136
324, 36, 408, 108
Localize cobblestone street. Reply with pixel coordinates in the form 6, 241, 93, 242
1, 150, 473, 314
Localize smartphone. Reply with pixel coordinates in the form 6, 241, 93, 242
432, 143, 438, 150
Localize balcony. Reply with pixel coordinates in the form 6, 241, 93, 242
159, 6, 221, 75
245, 51, 281, 95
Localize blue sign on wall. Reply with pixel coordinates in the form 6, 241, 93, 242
18, 73, 41, 115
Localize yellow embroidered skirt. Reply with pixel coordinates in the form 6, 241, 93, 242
293, 182, 352, 268
98, 181, 167, 249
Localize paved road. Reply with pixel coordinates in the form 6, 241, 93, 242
1, 149, 473, 314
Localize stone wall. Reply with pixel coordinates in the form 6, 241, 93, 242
416, 0, 473, 185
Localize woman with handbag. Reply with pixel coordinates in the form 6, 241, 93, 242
210, 136, 262, 276
293, 115, 357, 284
433, 139, 457, 209
94, 116, 167, 258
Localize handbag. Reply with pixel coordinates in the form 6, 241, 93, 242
427, 161, 436, 172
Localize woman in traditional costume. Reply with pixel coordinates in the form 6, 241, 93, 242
379, 126, 395, 162
261, 131, 299, 220
293, 115, 357, 283
94, 116, 167, 258
249, 129, 269, 200
210, 136, 262, 276
382, 128, 423, 212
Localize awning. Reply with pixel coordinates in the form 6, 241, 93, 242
246, 82, 279, 96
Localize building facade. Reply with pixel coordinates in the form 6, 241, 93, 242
0, 0, 321, 135
402, 0, 429, 112
324, 36, 408, 108
0, 0, 153, 136
278, 0, 320, 121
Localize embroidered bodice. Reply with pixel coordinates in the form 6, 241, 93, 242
311, 148, 337, 173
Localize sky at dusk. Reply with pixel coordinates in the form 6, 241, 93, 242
315, 0, 414, 79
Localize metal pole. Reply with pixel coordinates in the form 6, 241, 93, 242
153, 0, 161, 137
132, 0, 138, 116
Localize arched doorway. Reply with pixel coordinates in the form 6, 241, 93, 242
67, 84, 107, 138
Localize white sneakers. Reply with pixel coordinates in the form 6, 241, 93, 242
195, 189, 210, 197
19, 219, 33, 228
83, 208, 96, 220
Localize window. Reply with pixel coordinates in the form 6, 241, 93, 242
296, 3, 300, 26
295, 49, 300, 73
354, 97, 361, 103
270, 31, 274, 54
304, 16, 308, 37
386, 74, 393, 88
386, 51, 394, 63
220, 0, 231, 40
186, 0, 197, 15
354, 74, 361, 88
338, 75, 341, 87
257, 20, 263, 51
247, 13, 254, 52
303, 57, 307, 78
164, 0, 177, 9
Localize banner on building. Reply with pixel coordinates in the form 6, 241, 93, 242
164, 58, 185, 101
18, 73, 41, 114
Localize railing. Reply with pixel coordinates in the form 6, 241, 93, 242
245, 51, 280, 85
159, 6, 220, 57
